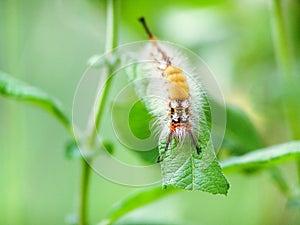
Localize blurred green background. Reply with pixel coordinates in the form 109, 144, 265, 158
1, 0, 300, 224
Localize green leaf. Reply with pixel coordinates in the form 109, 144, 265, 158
0, 71, 72, 134
158, 97, 229, 194
98, 186, 178, 225
163, 157, 230, 194
102, 141, 115, 155
129, 100, 152, 139
65, 139, 81, 160
128, 100, 158, 163
221, 141, 300, 171
223, 104, 263, 155
65, 139, 114, 160
159, 136, 229, 194
112, 98, 158, 164
98, 142, 300, 225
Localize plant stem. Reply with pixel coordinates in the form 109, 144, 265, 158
269, 167, 290, 196
87, 0, 119, 148
79, 159, 91, 225
105, 0, 118, 53
270, 0, 300, 139
270, 0, 300, 197
78, 0, 119, 224
270, 0, 292, 79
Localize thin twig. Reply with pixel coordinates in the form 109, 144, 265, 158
78, 0, 119, 224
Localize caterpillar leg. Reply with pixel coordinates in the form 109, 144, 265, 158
157, 132, 173, 163
189, 131, 202, 154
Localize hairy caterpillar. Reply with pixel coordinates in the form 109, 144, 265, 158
138, 17, 206, 163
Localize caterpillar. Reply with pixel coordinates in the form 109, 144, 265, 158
138, 17, 203, 163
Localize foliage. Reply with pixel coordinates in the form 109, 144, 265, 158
221, 141, 300, 171
1, 0, 300, 225
0, 71, 71, 133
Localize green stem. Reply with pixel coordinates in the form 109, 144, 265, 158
297, 158, 300, 191
270, 0, 292, 79
270, 0, 300, 197
270, 0, 300, 139
268, 167, 290, 196
105, 0, 118, 53
78, 159, 91, 225
78, 0, 119, 224
87, 0, 119, 147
